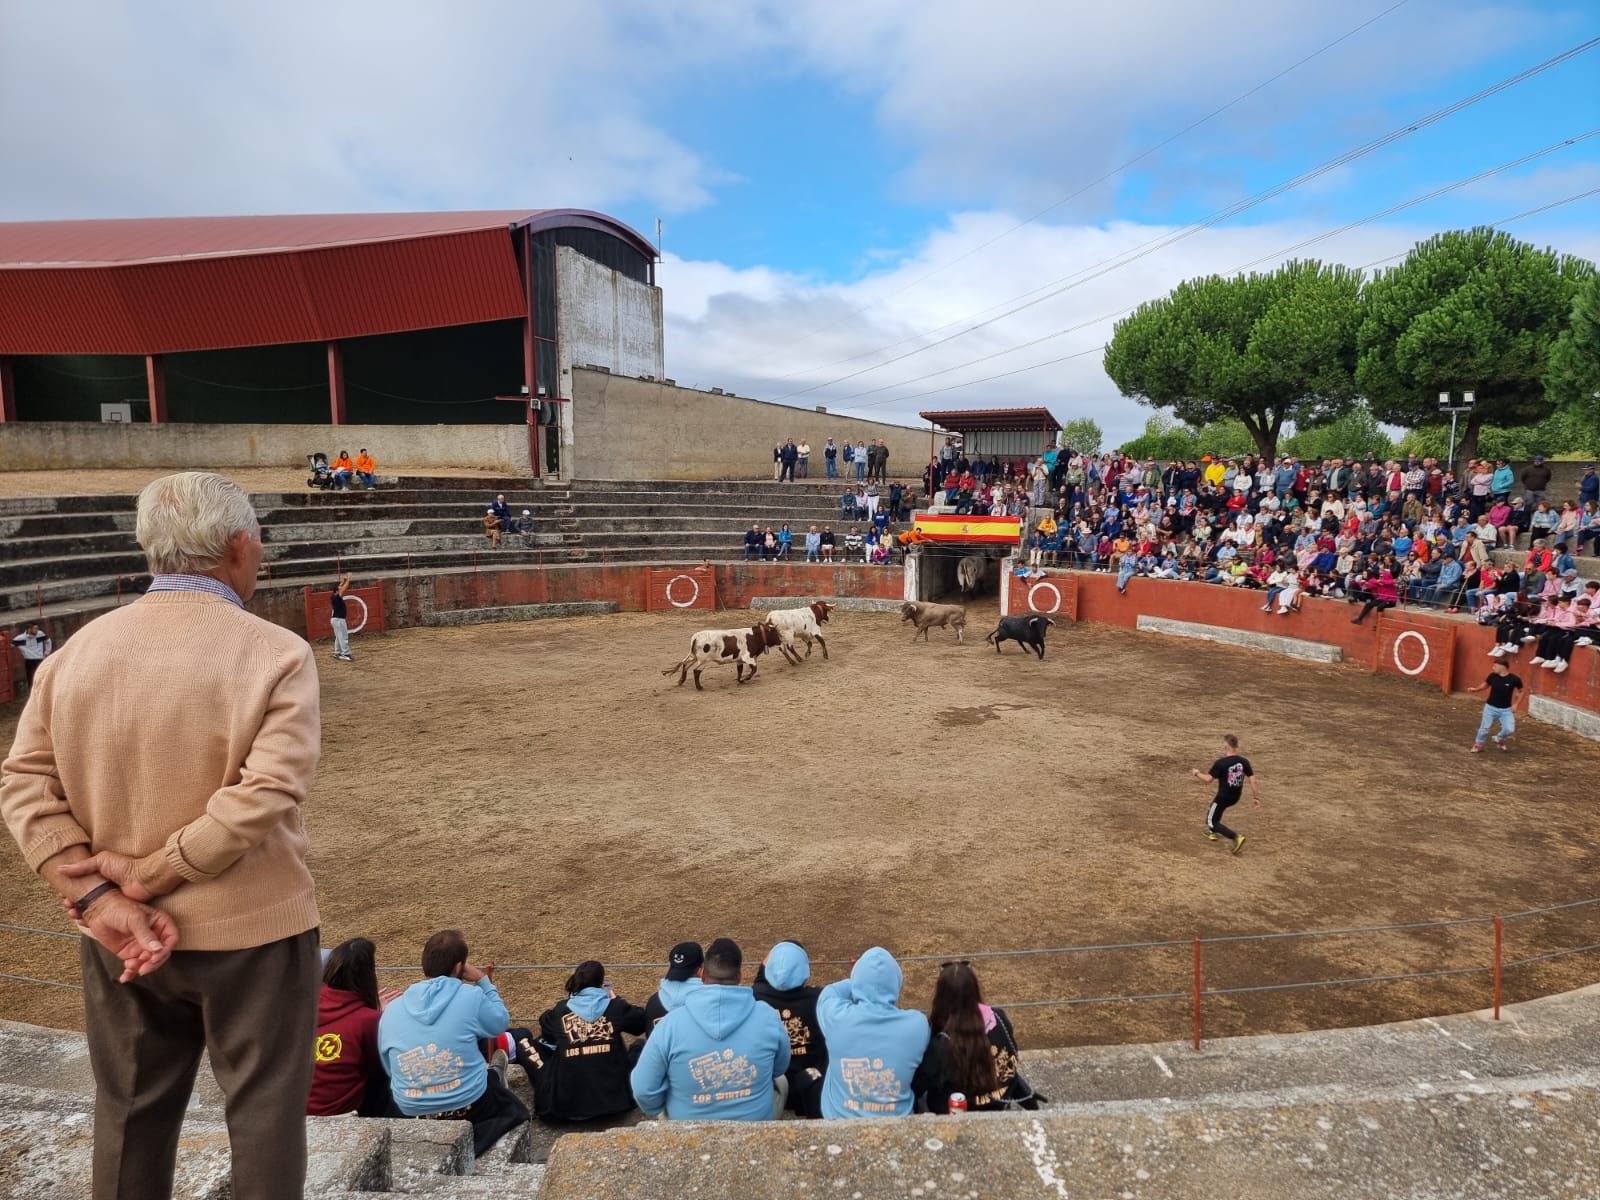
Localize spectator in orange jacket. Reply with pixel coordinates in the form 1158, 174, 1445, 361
354, 450, 377, 490
331, 450, 355, 491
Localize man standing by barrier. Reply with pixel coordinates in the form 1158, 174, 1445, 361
1, 471, 323, 1200
1467, 658, 1523, 753
330, 573, 354, 663
1190, 733, 1260, 854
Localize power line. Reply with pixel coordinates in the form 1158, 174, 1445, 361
835, 144, 1598, 413
767, 36, 1600, 405
1355, 187, 1600, 270
832, 177, 1600, 413
737, 0, 1417, 376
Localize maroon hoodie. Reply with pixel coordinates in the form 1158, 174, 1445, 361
307, 985, 383, 1117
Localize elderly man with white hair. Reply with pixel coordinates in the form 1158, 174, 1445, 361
0, 471, 322, 1200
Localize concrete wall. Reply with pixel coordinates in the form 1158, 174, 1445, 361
568, 367, 930, 480
555, 247, 665, 479
0, 421, 533, 473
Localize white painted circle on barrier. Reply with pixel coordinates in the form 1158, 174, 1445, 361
344, 595, 368, 635
1027, 581, 1062, 614
665, 574, 700, 609
1392, 629, 1429, 677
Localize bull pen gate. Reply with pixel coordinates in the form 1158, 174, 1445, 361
907, 515, 1023, 603
910, 407, 1058, 602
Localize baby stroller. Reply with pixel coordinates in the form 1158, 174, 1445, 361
306, 453, 334, 490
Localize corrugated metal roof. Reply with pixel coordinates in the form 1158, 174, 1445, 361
0, 209, 654, 267
0, 209, 655, 356
919, 407, 1062, 433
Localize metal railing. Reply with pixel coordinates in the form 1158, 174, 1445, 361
5, 896, 1598, 1048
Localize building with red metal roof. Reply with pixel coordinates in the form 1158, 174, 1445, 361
0, 210, 661, 475
919, 407, 1061, 459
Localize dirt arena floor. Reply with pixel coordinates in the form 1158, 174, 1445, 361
4, 605, 1599, 1049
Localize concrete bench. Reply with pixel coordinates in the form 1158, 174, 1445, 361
1136, 615, 1342, 663
422, 601, 619, 627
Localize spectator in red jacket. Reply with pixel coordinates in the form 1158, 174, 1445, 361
308, 938, 399, 1117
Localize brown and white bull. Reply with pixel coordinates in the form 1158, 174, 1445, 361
764, 600, 833, 665
662, 622, 784, 689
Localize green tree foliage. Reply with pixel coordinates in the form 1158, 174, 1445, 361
1357, 228, 1594, 469
1103, 259, 1362, 460
1545, 275, 1600, 439
1281, 402, 1395, 462
1397, 404, 1592, 464
1058, 417, 1103, 456
1118, 413, 1199, 461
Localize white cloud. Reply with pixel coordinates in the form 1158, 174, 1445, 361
754, 0, 1541, 212
0, 1, 726, 219
660, 211, 1600, 447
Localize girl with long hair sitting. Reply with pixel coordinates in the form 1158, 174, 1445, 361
307, 937, 399, 1117
913, 961, 1037, 1113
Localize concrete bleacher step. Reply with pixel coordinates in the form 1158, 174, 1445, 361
421, 601, 619, 627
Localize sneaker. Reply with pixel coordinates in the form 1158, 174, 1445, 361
1487, 646, 1504, 657
1470, 743, 1483, 753
1503, 643, 1519, 654
1577, 637, 1594, 647
1541, 658, 1558, 669
1261, 605, 1271, 612
1521, 635, 1538, 643
1495, 739, 1509, 752
1530, 657, 1546, 666
488, 1048, 508, 1084
1204, 832, 1219, 842
1231, 835, 1247, 856
1554, 658, 1569, 674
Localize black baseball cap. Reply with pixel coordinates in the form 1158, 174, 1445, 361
665, 941, 704, 981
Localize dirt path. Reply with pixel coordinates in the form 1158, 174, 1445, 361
2, 609, 1596, 1047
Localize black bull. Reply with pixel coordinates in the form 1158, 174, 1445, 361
985, 614, 1056, 659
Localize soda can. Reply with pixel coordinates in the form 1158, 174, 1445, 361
948, 1093, 967, 1114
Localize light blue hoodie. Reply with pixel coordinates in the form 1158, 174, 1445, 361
654, 977, 701, 1014
816, 948, 930, 1118
763, 942, 810, 991
631, 984, 790, 1121
377, 975, 510, 1115
567, 986, 611, 1023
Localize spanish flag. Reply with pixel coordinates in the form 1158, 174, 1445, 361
911, 513, 1023, 545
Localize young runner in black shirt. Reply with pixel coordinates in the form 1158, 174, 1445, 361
1467, 659, 1523, 752
1190, 733, 1261, 854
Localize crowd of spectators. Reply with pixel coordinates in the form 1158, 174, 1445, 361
310, 933, 1040, 1151
773, 437, 893, 483
1007, 449, 1597, 635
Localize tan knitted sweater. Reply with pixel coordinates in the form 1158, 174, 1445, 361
1, 591, 321, 950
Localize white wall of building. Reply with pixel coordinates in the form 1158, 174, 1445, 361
555, 245, 664, 477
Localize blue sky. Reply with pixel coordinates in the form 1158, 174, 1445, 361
1, 0, 1596, 442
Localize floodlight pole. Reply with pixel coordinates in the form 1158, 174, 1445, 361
1438, 389, 1475, 474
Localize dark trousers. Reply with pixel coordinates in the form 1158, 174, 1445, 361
779, 461, 795, 482
22, 658, 41, 691
1207, 796, 1240, 842
1352, 598, 1393, 624
81, 929, 320, 1200
393, 1069, 528, 1157
1537, 628, 1576, 661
